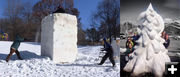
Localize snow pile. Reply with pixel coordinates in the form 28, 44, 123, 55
41, 13, 78, 63
0, 42, 120, 77
123, 3, 170, 76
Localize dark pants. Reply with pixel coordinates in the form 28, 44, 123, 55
6, 48, 22, 62
99, 48, 115, 66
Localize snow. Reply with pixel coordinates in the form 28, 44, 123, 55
41, 13, 78, 63
164, 18, 173, 23
123, 3, 170, 76
0, 41, 120, 77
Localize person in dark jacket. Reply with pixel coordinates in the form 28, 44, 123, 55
163, 34, 170, 49
98, 38, 116, 67
6, 34, 27, 62
132, 33, 140, 46
53, 5, 65, 13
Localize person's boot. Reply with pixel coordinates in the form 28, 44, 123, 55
18, 57, 23, 60
6, 54, 10, 62
15, 50, 23, 60
6, 48, 16, 62
6, 57, 9, 62
18, 56, 23, 60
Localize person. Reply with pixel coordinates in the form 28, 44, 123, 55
98, 38, 116, 67
163, 34, 170, 49
4, 33, 8, 40
132, 32, 140, 46
53, 5, 65, 13
161, 31, 166, 39
125, 42, 135, 56
5, 34, 27, 62
126, 37, 134, 49
124, 42, 135, 61
126, 37, 130, 48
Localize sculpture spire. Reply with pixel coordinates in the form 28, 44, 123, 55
147, 3, 154, 12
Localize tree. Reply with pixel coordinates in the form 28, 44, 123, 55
32, 0, 85, 43
4, 0, 25, 40
32, 0, 74, 23
92, 0, 120, 42
86, 28, 100, 45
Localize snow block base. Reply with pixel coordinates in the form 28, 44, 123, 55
41, 13, 78, 63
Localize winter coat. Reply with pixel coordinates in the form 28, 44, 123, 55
163, 39, 170, 48
132, 35, 140, 46
125, 47, 135, 55
102, 38, 112, 52
11, 35, 24, 50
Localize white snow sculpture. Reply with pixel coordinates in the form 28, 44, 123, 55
111, 38, 120, 63
123, 3, 170, 77
41, 13, 78, 63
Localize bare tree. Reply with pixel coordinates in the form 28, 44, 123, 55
1, 0, 85, 43
4, 0, 25, 40
32, 0, 85, 43
92, 0, 120, 42
86, 28, 100, 45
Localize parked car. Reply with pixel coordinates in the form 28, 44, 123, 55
120, 33, 126, 39
174, 36, 180, 40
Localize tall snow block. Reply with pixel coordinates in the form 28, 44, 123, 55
41, 13, 78, 63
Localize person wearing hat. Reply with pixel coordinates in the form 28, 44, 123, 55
98, 38, 116, 67
5, 34, 28, 62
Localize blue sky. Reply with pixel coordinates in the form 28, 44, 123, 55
0, 0, 101, 30
0, 0, 7, 18
74, 0, 101, 29
0, 0, 40, 18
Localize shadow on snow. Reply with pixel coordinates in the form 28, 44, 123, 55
0, 51, 44, 61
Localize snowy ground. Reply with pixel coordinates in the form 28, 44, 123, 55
0, 41, 120, 77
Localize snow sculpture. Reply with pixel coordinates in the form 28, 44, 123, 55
41, 13, 78, 63
111, 38, 120, 63
123, 3, 170, 76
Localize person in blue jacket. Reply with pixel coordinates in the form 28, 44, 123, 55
98, 38, 115, 67
6, 34, 27, 62
132, 32, 140, 46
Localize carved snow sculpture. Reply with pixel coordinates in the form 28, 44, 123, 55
123, 3, 170, 77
